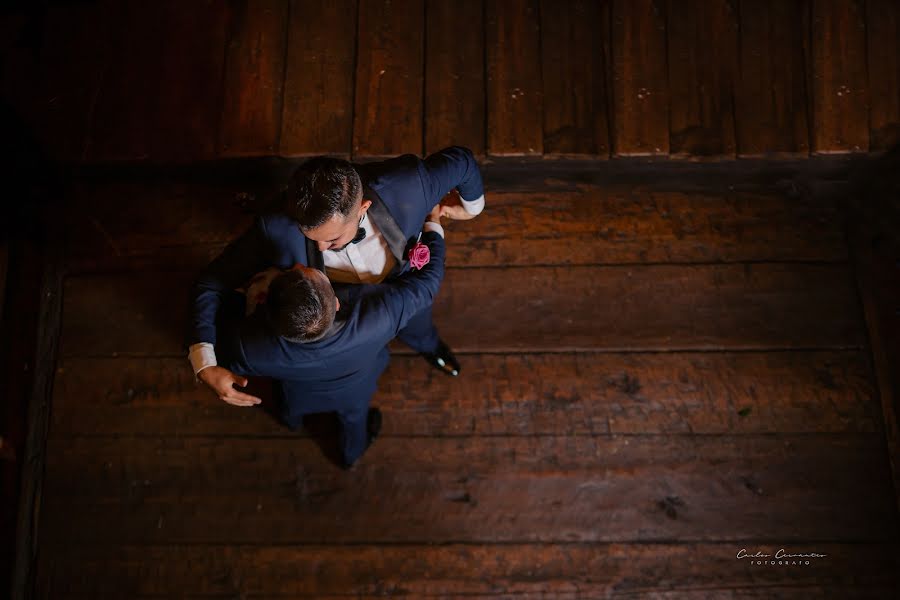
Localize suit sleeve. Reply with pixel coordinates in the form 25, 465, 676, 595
189, 217, 274, 346
363, 231, 447, 341
417, 146, 485, 212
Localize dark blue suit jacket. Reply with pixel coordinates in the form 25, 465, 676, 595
216, 233, 446, 418
190, 146, 483, 346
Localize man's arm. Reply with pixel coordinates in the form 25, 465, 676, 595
417, 146, 486, 221
363, 227, 447, 340
188, 217, 275, 406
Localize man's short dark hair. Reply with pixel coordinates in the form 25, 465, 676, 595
266, 270, 336, 343
285, 157, 362, 229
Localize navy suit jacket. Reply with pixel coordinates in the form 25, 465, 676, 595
190, 146, 483, 347
216, 233, 446, 417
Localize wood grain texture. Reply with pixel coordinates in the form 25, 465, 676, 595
486, 0, 543, 155
667, 0, 738, 158
352, 0, 425, 157
425, 0, 485, 155
39, 434, 898, 543
444, 189, 848, 266
35, 542, 898, 598
59, 263, 864, 357
219, 0, 289, 157
280, 0, 357, 156
50, 351, 880, 437
611, 0, 669, 155
149, 0, 230, 161
735, 0, 810, 157
540, 0, 611, 156
866, 0, 900, 151
86, 2, 165, 161
62, 180, 258, 272
810, 0, 869, 153
0, 242, 7, 319
61, 183, 849, 273
34, 1, 111, 162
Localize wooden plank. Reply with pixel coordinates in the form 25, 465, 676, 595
149, 0, 230, 162
540, 0, 611, 157
62, 183, 849, 273
87, 2, 165, 161
424, 0, 485, 156
218, 0, 289, 157
845, 176, 900, 516
11, 224, 64, 600
35, 542, 898, 598
0, 242, 7, 320
445, 189, 848, 266
352, 0, 424, 157
34, 1, 111, 163
59, 262, 866, 357
38, 434, 897, 543
63, 180, 259, 271
866, 0, 900, 151
280, 0, 357, 156
49, 351, 881, 437
810, 0, 869, 153
610, 0, 668, 156
735, 0, 810, 157
485, 0, 543, 155
667, 0, 738, 158
0, 242, 43, 600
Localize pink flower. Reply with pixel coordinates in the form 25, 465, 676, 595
407, 241, 430, 270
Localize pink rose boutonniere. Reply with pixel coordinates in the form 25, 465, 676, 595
407, 234, 430, 270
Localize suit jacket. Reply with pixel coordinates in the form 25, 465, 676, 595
190, 146, 483, 346
216, 233, 446, 417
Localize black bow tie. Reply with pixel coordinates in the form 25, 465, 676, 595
350, 227, 366, 244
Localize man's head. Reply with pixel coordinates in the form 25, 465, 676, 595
285, 157, 372, 252
266, 265, 340, 343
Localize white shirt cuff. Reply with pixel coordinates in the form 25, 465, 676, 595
460, 193, 485, 216
188, 342, 217, 376
423, 221, 445, 238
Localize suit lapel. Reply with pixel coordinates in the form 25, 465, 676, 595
305, 236, 325, 272
364, 184, 408, 264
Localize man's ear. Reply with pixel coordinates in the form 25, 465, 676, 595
359, 199, 372, 215
335, 297, 341, 311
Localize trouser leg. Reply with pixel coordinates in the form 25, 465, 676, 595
396, 303, 439, 354
336, 403, 370, 467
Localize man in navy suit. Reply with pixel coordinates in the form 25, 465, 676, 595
188, 146, 485, 406
215, 227, 447, 468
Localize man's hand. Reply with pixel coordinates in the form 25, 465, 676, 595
198, 366, 262, 406
438, 189, 477, 221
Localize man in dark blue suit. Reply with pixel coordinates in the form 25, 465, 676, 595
215, 229, 447, 468
188, 146, 485, 406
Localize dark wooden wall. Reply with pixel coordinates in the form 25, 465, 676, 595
1, 0, 898, 164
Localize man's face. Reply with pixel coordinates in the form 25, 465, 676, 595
302, 199, 372, 252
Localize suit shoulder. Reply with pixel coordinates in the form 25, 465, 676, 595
258, 213, 303, 239
355, 154, 422, 184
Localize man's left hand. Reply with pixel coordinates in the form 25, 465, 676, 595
439, 190, 477, 221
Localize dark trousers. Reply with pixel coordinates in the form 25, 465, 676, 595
336, 403, 370, 466
397, 304, 439, 354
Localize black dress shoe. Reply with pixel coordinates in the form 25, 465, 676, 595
367, 407, 382, 444
421, 339, 460, 376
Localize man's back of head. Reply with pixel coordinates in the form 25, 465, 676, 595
266, 266, 338, 343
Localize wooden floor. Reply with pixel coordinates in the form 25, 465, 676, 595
1, 0, 899, 163
23, 160, 898, 597
2, 0, 899, 597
